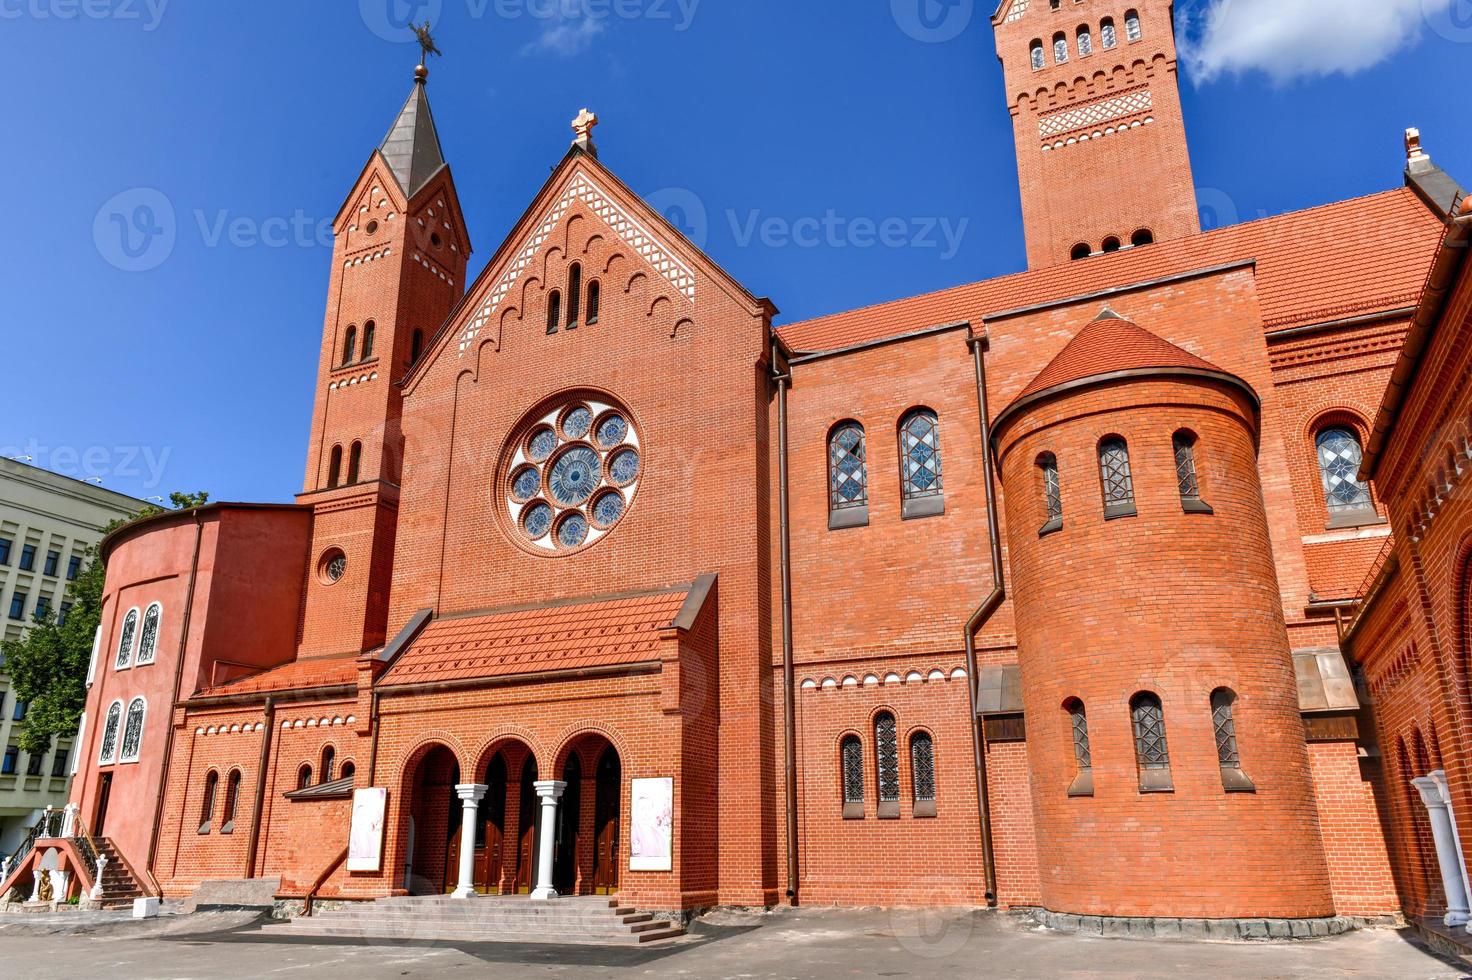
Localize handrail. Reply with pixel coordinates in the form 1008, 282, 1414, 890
302, 846, 349, 916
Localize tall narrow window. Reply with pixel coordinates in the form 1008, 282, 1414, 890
1212, 688, 1255, 792
136, 602, 162, 665
547, 291, 562, 334
1130, 692, 1173, 792
1173, 431, 1213, 514
321, 745, 336, 783
327, 445, 343, 489
586, 280, 601, 325
841, 735, 865, 819
1101, 17, 1117, 48
361, 320, 375, 360
1038, 452, 1063, 535
98, 700, 122, 764
1030, 39, 1045, 70
1125, 10, 1142, 41
411, 328, 425, 364
199, 770, 218, 834
1316, 427, 1375, 525
342, 326, 357, 365
567, 264, 582, 327
875, 712, 901, 819
221, 770, 242, 833
115, 608, 139, 669
1053, 32, 1068, 64
910, 731, 937, 817
1065, 698, 1094, 796
1099, 437, 1137, 519
1077, 26, 1093, 56
828, 421, 869, 529
340, 760, 356, 783
347, 442, 363, 485
298, 765, 313, 791
898, 408, 944, 518
120, 697, 146, 763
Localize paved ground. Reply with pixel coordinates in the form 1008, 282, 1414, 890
0, 906, 1465, 979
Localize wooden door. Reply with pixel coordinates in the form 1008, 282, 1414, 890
592, 747, 620, 894
554, 754, 581, 893
515, 758, 538, 894
94, 773, 113, 836
476, 754, 508, 893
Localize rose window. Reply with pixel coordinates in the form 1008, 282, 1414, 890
504, 396, 641, 553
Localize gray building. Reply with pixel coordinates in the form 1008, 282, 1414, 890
0, 457, 145, 856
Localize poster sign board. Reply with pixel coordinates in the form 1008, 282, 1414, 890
629, 777, 674, 872
347, 788, 387, 872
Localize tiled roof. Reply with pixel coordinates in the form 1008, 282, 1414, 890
777, 188, 1442, 352
197, 656, 360, 698
1014, 309, 1227, 401
379, 588, 691, 687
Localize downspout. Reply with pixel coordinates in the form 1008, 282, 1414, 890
144, 509, 205, 896
965, 331, 1004, 907
244, 696, 276, 878
367, 690, 383, 785
773, 347, 798, 905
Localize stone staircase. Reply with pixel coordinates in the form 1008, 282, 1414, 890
262, 894, 685, 946
88, 838, 146, 909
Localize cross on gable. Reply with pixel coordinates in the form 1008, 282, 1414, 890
572, 108, 599, 142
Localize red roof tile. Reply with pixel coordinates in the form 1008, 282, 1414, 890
1014, 309, 1227, 401
197, 656, 360, 697
777, 188, 1442, 352
379, 588, 690, 687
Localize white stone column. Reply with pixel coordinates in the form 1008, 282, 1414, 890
529, 780, 567, 901
61, 803, 79, 838
91, 855, 108, 899
1413, 775, 1472, 926
451, 784, 488, 899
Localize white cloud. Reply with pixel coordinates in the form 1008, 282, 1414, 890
522, 10, 606, 57
1181, 0, 1450, 83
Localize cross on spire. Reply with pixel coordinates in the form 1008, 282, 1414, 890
571, 108, 599, 155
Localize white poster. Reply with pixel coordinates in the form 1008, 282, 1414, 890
347, 788, 387, 872
628, 777, 673, 872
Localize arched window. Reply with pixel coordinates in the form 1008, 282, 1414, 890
1131, 228, 1154, 247
1099, 436, 1137, 518
98, 700, 123, 764
828, 421, 869, 529
342, 325, 357, 365
875, 712, 901, 819
221, 769, 242, 833
136, 602, 162, 665
327, 445, 343, 489
840, 735, 865, 819
1038, 452, 1063, 535
1101, 17, 1117, 49
1053, 32, 1069, 64
1101, 236, 1121, 253
1064, 698, 1094, 796
411, 328, 425, 364
1030, 39, 1045, 70
1173, 430, 1213, 513
567, 264, 582, 327
199, 770, 218, 834
321, 745, 336, 783
340, 760, 356, 783
586, 280, 601, 325
1070, 242, 1091, 261
297, 764, 313, 791
1077, 26, 1093, 56
898, 408, 944, 518
1316, 426, 1375, 525
910, 730, 937, 817
1130, 692, 1173, 791
120, 697, 146, 763
115, 607, 139, 669
347, 441, 362, 485
361, 320, 375, 360
1125, 9, 1142, 42
547, 290, 562, 334
1211, 688, 1256, 791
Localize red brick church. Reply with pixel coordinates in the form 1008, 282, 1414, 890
18, 0, 1472, 941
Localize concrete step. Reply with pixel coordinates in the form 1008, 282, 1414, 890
281, 913, 656, 932
261, 922, 684, 946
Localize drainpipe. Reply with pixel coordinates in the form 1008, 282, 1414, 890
244, 696, 276, 878
773, 348, 798, 906
965, 331, 1004, 907
367, 690, 383, 784
144, 509, 205, 895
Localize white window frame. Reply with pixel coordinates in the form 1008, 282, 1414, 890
136, 602, 163, 666
115, 606, 140, 671
98, 699, 124, 765
86, 625, 102, 685
72, 712, 86, 775
120, 696, 147, 764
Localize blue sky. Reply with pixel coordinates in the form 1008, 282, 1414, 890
2, 0, 1468, 504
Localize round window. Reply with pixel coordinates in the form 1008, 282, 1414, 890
500, 394, 642, 555
365, 219, 379, 235
318, 549, 347, 585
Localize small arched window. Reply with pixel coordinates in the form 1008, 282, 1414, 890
136, 602, 162, 665
1316, 426, 1375, 525
327, 445, 343, 490
898, 408, 944, 518
1064, 698, 1093, 796
321, 745, 336, 783
1099, 436, 1137, 519
297, 764, 313, 791
828, 421, 869, 529
1038, 452, 1063, 535
1053, 32, 1069, 64
547, 290, 562, 334
1101, 17, 1117, 48
347, 441, 362, 485
567, 264, 582, 327
1130, 692, 1173, 792
340, 760, 356, 783
361, 320, 375, 360
1173, 431, 1213, 513
1211, 688, 1256, 791
411, 328, 425, 364
910, 730, 937, 817
1125, 9, 1142, 42
1030, 39, 1045, 70
120, 697, 146, 763
115, 608, 139, 669
1070, 242, 1091, 261
199, 770, 218, 834
1077, 26, 1093, 56
874, 711, 901, 819
1131, 229, 1154, 247
98, 700, 123, 764
1101, 236, 1122, 253
342, 325, 357, 365
840, 735, 865, 819
586, 280, 601, 325
221, 769, 242, 833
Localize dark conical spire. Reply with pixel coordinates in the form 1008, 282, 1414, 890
380, 67, 446, 199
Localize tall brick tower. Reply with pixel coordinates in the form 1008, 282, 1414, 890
993, 0, 1199, 269
296, 62, 471, 656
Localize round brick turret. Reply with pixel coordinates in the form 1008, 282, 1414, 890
992, 310, 1334, 920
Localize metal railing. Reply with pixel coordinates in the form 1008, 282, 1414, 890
1342, 532, 1397, 640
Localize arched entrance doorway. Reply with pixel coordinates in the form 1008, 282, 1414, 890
593, 744, 621, 895
401, 744, 460, 895
445, 752, 509, 895
515, 756, 540, 893
553, 752, 582, 894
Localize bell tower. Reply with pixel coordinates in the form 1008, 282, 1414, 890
297, 55, 471, 657
993, 0, 1199, 269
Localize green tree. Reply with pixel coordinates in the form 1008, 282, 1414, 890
0, 491, 209, 754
